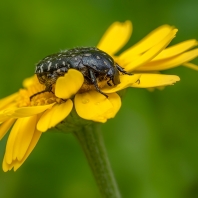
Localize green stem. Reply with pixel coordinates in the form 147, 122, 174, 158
73, 124, 121, 198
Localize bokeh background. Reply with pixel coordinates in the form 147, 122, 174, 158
0, 0, 198, 197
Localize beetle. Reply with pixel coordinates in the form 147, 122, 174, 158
31, 47, 131, 99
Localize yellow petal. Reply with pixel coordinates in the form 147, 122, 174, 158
12, 116, 37, 161
102, 74, 141, 93
37, 99, 73, 132
0, 93, 18, 110
97, 21, 132, 55
153, 39, 198, 61
12, 103, 55, 117
131, 74, 180, 88
0, 109, 15, 123
182, 62, 198, 71
55, 69, 84, 99
4, 118, 22, 164
120, 25, 176, 60
92, 93, 121, 123
75, 92, 121, 123
2, 158, 13, 172
48, 99, 73, 128
13, 129, 42, 171
124, 29, 178, 71
36, 105, 56, 132
0, 103, 19, 123
0, 118, 15, 140
22, 75, 37, 88
137, 48, 198, 71
2, 129, 42, 172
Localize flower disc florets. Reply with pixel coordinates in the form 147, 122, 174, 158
17, 77, 63, 107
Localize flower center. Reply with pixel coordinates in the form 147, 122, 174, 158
17, 77, 63, 107
78, 78, 107, 93
30, 92, 62, 106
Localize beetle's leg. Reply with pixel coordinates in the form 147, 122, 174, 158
136, 79, 140, 84
107, 80, 112, 86
30, 85, 53, 100
115, 64, 132, 75
89, 69, 108, 98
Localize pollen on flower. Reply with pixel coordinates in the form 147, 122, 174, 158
30, 92, 62, 106
16, 76, 63, 108
78, 79, 107, 94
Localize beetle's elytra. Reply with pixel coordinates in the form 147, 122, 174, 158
32, 47, 131, 99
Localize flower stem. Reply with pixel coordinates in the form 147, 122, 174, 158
73, 124, 121, 198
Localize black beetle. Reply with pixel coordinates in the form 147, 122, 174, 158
32, 47, 131, 99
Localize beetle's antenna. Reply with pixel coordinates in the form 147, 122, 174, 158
115, 63, 132, 75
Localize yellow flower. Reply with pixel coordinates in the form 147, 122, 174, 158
0, 21, 197, 172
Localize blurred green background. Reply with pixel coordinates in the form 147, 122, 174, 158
0, 0, 198, 197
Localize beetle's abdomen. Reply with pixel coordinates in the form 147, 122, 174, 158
82, 51, 114, 72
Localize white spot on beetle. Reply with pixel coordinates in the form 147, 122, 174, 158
47, 62, 52, 71
37, 64, 44, 73
96, 56, 100, 59
62, 61, 66, 66
84, 53, 91, 57
108, 58, 113, 63
37, 64, 43, 73
104, 61, 108, 66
